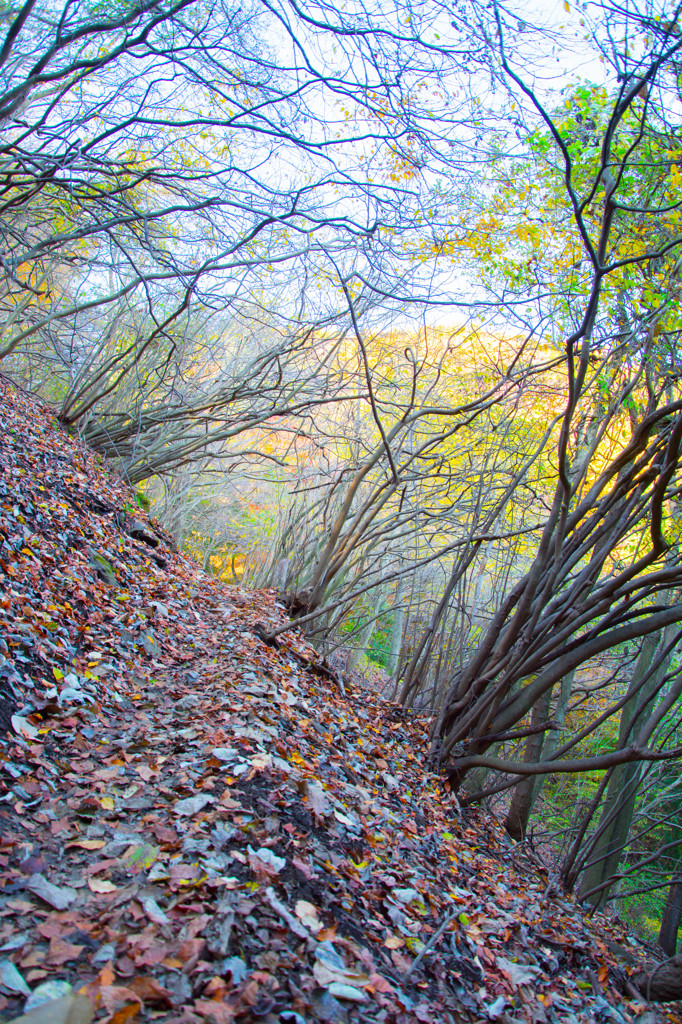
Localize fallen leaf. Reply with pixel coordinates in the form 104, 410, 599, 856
294, 899, 322, 934
304, 781, 330, 820
26, 874, 77, 911
212, 747, 239, 762
496, 956, 541, 987
173, 794, 215, 816
327, 982, 368, 1002
313, 961, 371, 990
247, 846, 286, 878
127, 976, 172, 1006
486, 995, 507, 1019
140, 895, 169, 925
390, 949, 412, 973
193, 1000, 235, 1023
292, 855, 315, 880
47, 938, 84, 965
87, 878, 117, 894
169, 862, 205, 887
0, 958, 30, 995
369, 971, 394, 994
176, 937, 205, 963
264, 887, 310, 939
11, 715, 39, 740
109, 1006, 140, 1024
120, 844, 158, 871
99, 984, 142, 1015
222, 957, 249, 983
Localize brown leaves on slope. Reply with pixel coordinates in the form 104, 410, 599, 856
0, 377, 678, 1024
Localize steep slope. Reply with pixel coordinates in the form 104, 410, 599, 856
0, 375, 678, 1024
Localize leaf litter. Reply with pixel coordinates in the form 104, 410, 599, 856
0, 374, 680, 1023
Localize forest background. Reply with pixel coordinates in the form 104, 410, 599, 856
3, 0, 682, 955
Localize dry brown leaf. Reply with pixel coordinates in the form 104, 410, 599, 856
127, 976, 172, 1006
193, 1000, 235, 1023
98, 984, 142, 1015
390, 949, 413, 973
47, 937, 85, 965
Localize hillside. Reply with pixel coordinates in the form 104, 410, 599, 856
0, 373, 679, 1024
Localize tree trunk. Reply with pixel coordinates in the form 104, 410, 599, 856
527, 669, 574, 809
660, 871, 682, 957
162, 471, 191, 548
504, 670, 575, 840
578, 627, 673, 907
386, 576, 404, 681
633, 955, 682, 1001
504, 687, 553, 840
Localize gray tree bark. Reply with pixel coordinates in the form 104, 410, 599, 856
386, 576, 404, 681
660, 866, 682, 957
504, 687, 553, 840
504, 670, 575, 840
578, 627, 675, 907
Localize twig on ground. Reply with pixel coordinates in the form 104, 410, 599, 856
404, 910, 457, 981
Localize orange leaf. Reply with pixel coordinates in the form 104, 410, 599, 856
88, 877, 117, 894
369, 971, 394, 993
99, 964, 116, 987
109, 1005, 140, 1024
66, 839, 106, 851
161, 957, 184, 969
204, 976, 229, 999
176, 937, 205, 962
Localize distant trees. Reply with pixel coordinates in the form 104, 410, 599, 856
250, 327, 556, 637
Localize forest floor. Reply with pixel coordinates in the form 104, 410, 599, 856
0, 373, 679, 1024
